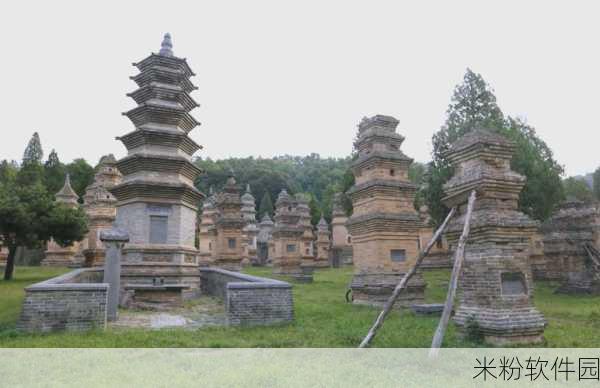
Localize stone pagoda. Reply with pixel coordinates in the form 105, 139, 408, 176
111, 33, 205, 302
272, 190, 303, 275
81, 155, 122, 267
241, 184, 259, 265
43, 175, 81, 266
346, 115, 425, 307
296, 194, 316, 269
213, 170, 245, 271
541, 199, 600, 293
257, 213, 274, 265
331, 193, 352, 265
198, 187, 218, 267
315, 216, 331, 267
443, 129, 545, 345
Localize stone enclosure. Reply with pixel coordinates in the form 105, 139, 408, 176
19, 266, 293, 331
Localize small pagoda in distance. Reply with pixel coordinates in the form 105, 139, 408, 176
43, 175, 81, 266
111, 33, 204, 305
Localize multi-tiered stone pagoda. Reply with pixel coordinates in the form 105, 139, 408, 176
272, 190, 303, 275
346, 115, 425, 306
43, 175, 81, 266
198, 187, 218, 266
81, 155, 122, 267
241, 184, 259, 265
541, 199, 600, 293
315, 216, 331, 267
331, 193, 352, 265
296, 194, 315, 269
111, 33, 204, 302
257, 213, 274, 265
213, 171, 246, 270
443, 129, 545, 345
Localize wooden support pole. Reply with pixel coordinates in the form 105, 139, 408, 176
429, 190, 476, 357
358, 206, 457, 348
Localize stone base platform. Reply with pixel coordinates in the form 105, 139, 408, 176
124, 284, 190, 310
350, 272, 426, 308
454, 306, 546, 345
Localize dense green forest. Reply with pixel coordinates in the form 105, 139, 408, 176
193, 154, 426, 224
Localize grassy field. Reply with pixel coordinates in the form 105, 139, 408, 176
0, 265, 599, 347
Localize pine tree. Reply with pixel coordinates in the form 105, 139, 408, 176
22, 132, 44, 165
424, 68, 563, 224
258, 191, 274, 218
43, 149, 67, 194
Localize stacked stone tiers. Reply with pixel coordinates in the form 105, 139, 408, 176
541, 199, 600, 293
443, 129, 545, 345
272, 190, 304, 275
213, 173, 246, 271
347, 115, 425, 307
81, 156, 122, 267
43, 175, 81, 267
315, 217, 331, 268
111, 34, 204, 301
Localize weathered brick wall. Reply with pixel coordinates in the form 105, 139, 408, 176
18, 268, 108, 333
200, 268, 293, 326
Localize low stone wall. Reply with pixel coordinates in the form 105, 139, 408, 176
200, 268, 293, 326
18, 268, 108, 333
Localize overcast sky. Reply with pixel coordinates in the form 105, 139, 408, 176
1, 1, 598, 176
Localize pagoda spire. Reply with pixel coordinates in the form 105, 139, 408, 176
159, 33, 173, 57
55, 174, 79, 206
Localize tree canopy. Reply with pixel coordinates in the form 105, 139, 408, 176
562, 177, 593, 202
0, 165, 88, 280
423, 69, 564, 225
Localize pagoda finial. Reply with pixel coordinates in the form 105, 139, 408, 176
56, 173, 79, 204
159, 33, 174, 57
246, 184, 251, 193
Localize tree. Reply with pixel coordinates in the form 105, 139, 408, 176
258, 191, 274, 218
0, 160, 18, 184
44, 149, 67, 195
500, 117, 564, 220
423, 68, 564, 225
0, 168, 88, 280
23, 132, 44, 165
66, 158, 95, 199
593, 167, 600, 201
563, 177, 593, 202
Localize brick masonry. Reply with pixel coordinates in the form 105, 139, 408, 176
18, 268, 108, 333
200, 267, 294, 326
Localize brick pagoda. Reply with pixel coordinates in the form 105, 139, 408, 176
315, 216, 331, 267
81, 155, 122, 267
331, 193, 352, 265
272, 190, 303, 275
241, 184, 259, 265
346, 115, 425, 306
541, 199, 600, 293
213, 171, 245, 271
43, 175, 81, 266
443, 129, 545, 345
296, 194, 316, 269
198, 187, 217, 266
111, 33, 204, 301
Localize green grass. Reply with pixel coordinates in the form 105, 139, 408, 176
0, 266, 599, 347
